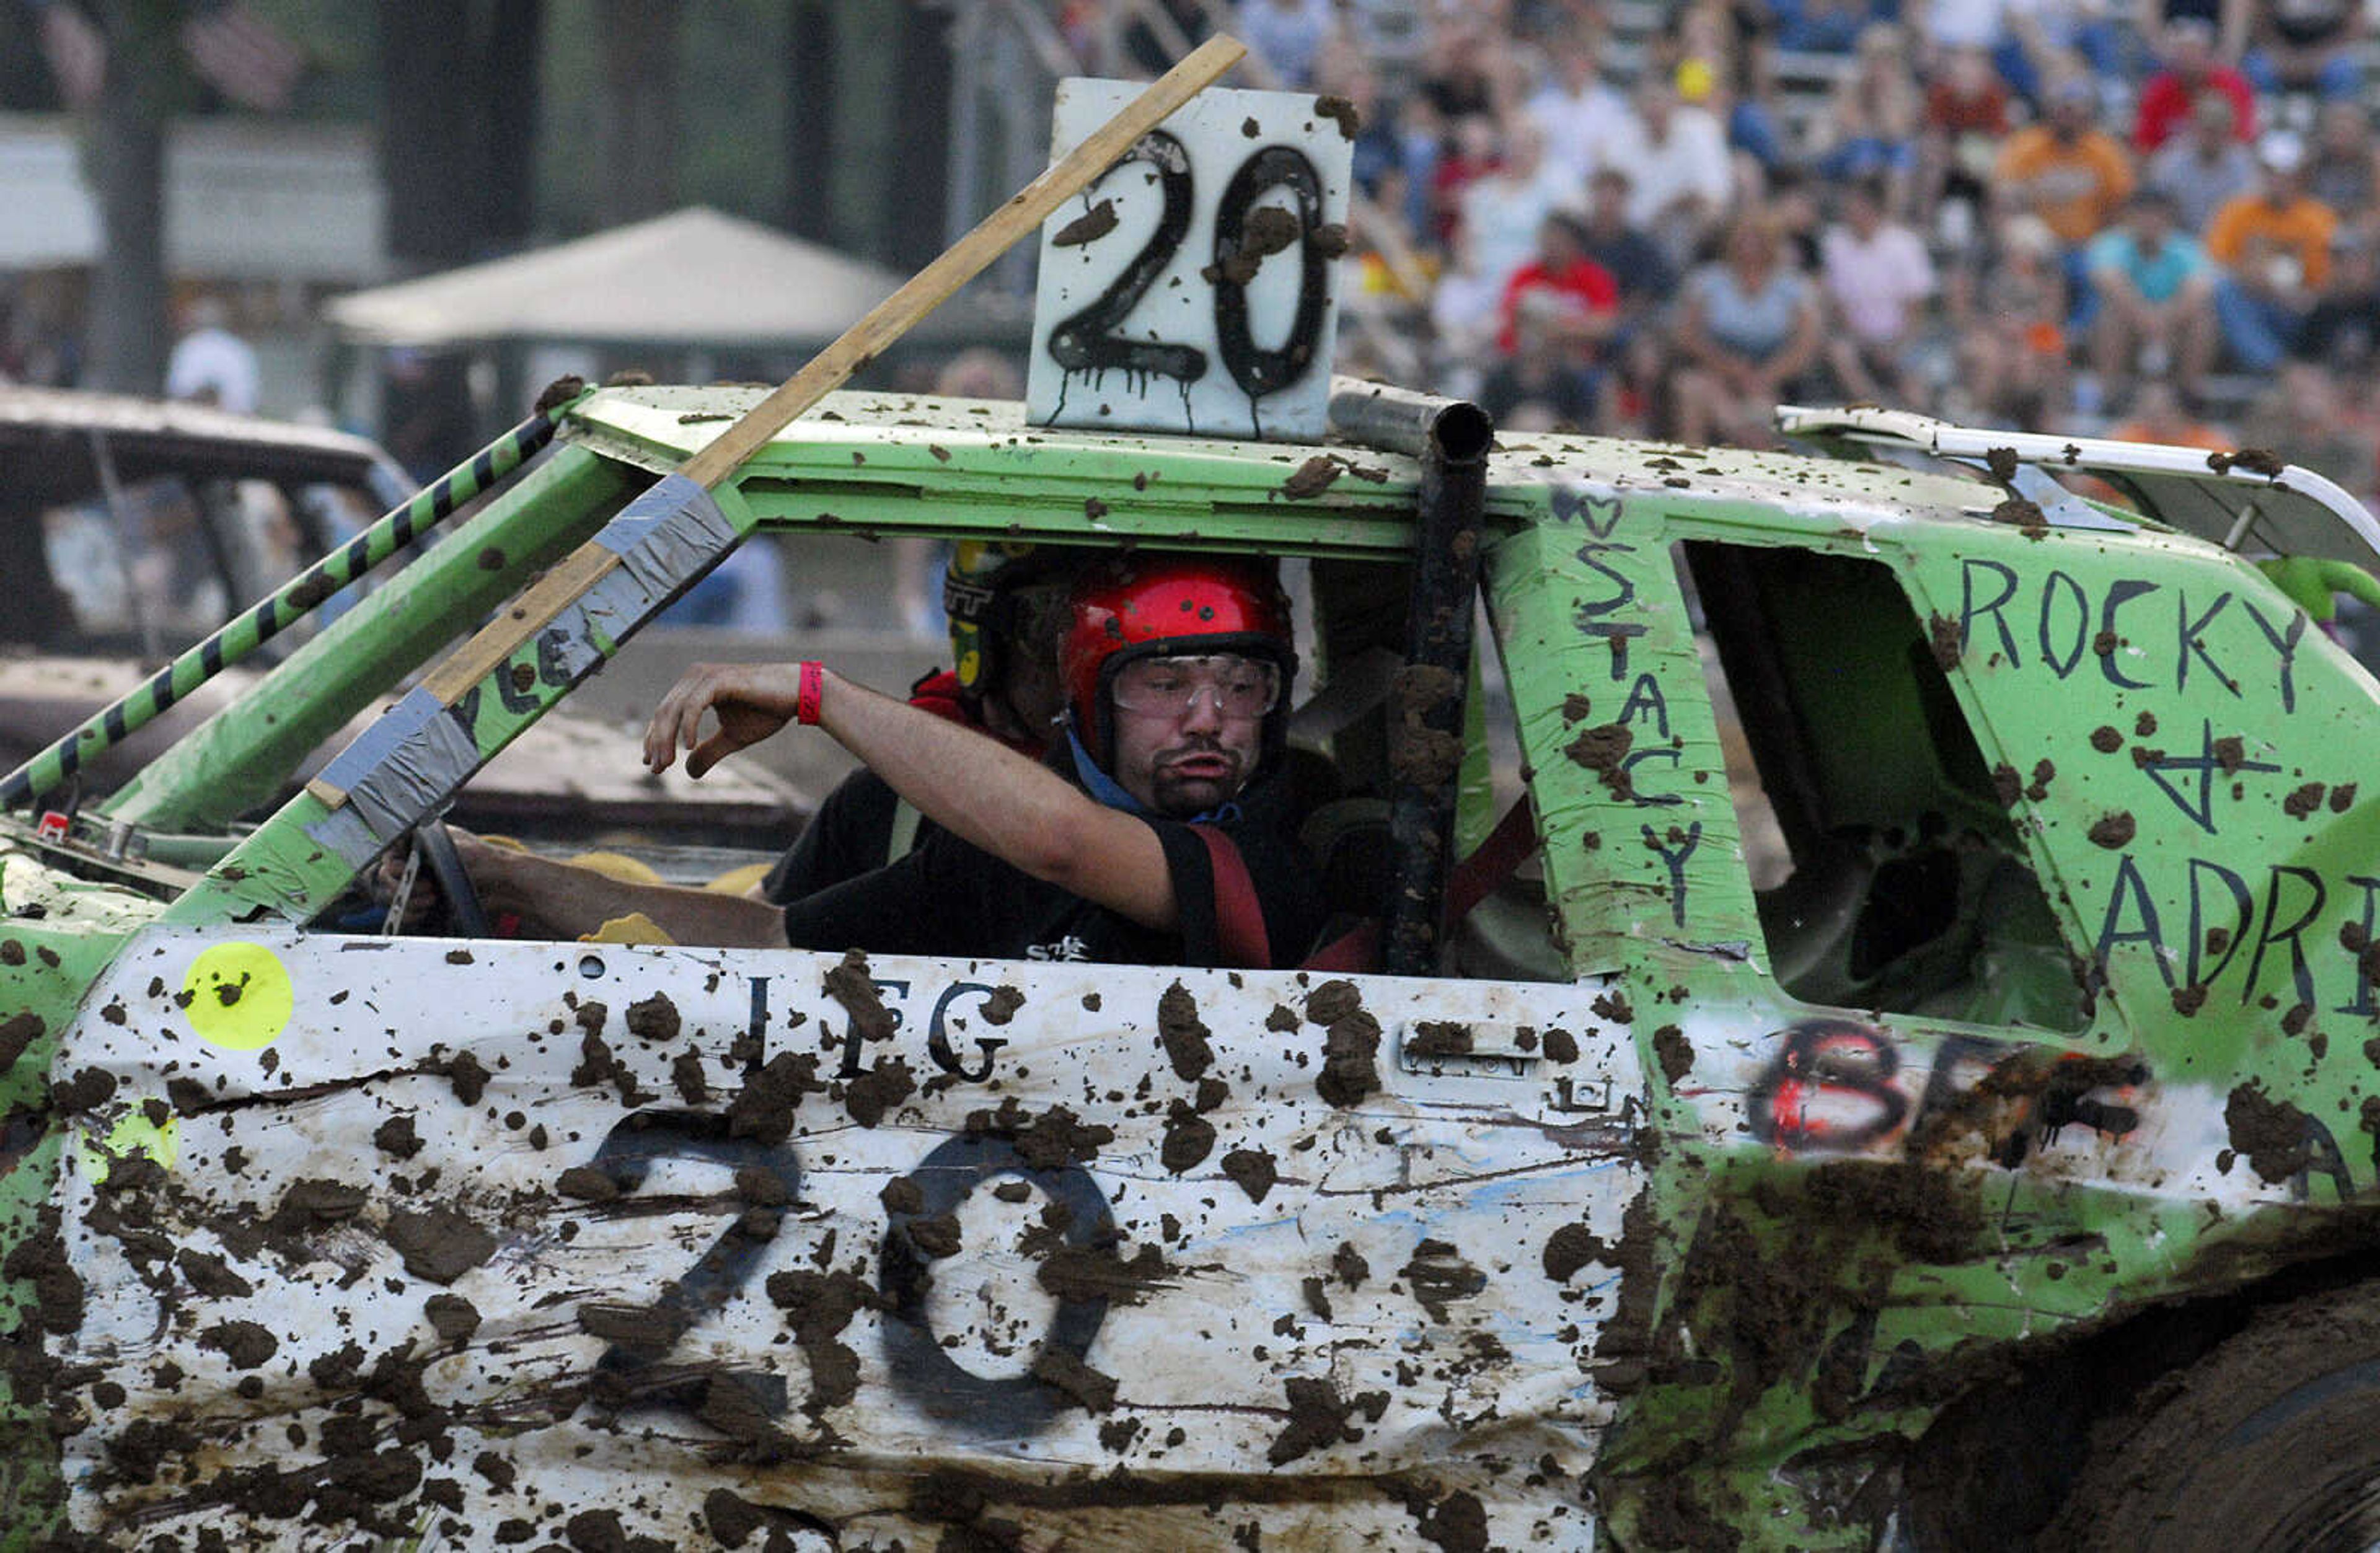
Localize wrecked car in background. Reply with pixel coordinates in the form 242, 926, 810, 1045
7, 372, 2380, 1552
0, 384, 413, 674
0, 385, 804, 853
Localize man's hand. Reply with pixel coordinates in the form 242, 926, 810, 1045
644, 662, 806, 778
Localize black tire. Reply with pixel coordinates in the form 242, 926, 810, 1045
2049, 1283, 2380, 1552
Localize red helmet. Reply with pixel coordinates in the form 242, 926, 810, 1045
1060, 553, 1296, 765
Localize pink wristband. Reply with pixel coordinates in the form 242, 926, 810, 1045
796, 661, 826, 725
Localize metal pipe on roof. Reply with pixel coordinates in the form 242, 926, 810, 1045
1341, 379, 1494, 977
1327, 377, 1492, 465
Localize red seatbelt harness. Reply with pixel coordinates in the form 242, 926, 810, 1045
1194, 827, 1273, 969
1300, 798, 1539, 974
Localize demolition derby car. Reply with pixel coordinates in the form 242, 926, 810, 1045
8, 376, 2380, 1552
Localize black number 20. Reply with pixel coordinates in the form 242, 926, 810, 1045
1212, 145, 1329, 400
1047, 131, 1330, 413
1047, 131, 1205, 384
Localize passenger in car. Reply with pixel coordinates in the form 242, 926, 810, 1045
388, 553, 1323, 970
752, 541, 1075, 903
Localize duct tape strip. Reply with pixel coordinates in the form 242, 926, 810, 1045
529, 611, 607, 685
591, 473, 737, 602
571, 565, 674, 651
303, 478, 726, 866
306, 803, 382, 871
484, 566, 685, 685
302, 686, 482, 864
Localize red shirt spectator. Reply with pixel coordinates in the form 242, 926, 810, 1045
2135, 69, 2255, 152
2134, 20, 2257, 152
1495, 236, 1620, 354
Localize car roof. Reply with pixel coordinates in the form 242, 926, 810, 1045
1776, 403, 2380, 570
0, 385, 408, 509
563, 384, 2030, 560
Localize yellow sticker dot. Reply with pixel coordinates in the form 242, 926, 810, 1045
182, 942, 294, 1051
81, 1107, 180, 1184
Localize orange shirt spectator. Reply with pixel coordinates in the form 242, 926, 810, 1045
2205, 188, 2340, 291
1994, 119, 2136, 246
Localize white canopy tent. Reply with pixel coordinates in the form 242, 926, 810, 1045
322, 206, 1029, 350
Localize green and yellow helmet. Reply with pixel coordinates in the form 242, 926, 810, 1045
943, 541, 1073, 702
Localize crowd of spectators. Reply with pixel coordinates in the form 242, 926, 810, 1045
1163, 0, 2380, 504
8, 1, 2377, 515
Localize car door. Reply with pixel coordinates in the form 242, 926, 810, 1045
49, 917, 1638, 1548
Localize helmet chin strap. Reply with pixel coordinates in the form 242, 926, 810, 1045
1063, 715, 1241, 825
1064, 719, 1148, 816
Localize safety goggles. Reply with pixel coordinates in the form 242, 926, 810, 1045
1111, 653, 1282, 720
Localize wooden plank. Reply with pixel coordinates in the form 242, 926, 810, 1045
395, 35, 1247, 741
679, 33, 1246, 487
418, 544, 620, 703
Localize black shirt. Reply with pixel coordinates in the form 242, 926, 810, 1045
759, 768, 936, 904
779, 763, 1323, 968
2297, 287, 2379, 367
1584, 226, 1680, 307
760, 668, 972, 903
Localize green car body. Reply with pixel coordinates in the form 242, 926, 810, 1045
5, 385, 2379, 1550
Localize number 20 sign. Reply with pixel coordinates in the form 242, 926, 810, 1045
1026, 79, 1355, 442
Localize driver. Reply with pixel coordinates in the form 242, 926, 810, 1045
394, 552, 1323, 969
754, 541, 1073, 902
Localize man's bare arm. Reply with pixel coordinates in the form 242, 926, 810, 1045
646, 664, 1178, 930
381, 830, 790, 946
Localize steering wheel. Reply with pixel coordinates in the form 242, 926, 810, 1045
407, 819, 492, 938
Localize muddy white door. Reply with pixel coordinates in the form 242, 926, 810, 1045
46, 930, 1642, 1548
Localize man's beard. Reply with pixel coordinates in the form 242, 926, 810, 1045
1148, 737, 1248, 816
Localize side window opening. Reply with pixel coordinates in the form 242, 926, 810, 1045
1677, 540, 2085, 1031
1297, 561, 1565, 982
292, 540, 1561, 981
32, 476, 293, 653
1450, 622, 1564, 982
